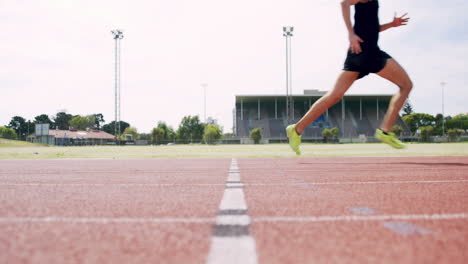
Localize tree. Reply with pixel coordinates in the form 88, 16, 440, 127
176, 116, 205, 143
250, 128, 261, 144
69, 115, 96, 130
122, 126, 139, 141
401, 100, 414, 116
150, 127, 165, 144
391, 125, 403, 137
446, 113, 468, 130
419, 126, 434, 142
93, 113, 105, 129
0, 126, 17, 139
447, 129, 461, 142
34, 114, 55, 129
102, 121, 130, 136
7, 116, 33, 140
53, 112, 73, 130
151, 122, 175, 144
402, 113, 435, 134
203, 124, 222, 144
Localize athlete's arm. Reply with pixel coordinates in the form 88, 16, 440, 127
380, 12, 410, 32
341, 0, 363, 54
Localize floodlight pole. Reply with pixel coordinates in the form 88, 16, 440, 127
111, 29, 124, 144
283, 26, 294, 123
441, 82, 446, 136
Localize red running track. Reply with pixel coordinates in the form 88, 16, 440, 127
0, 156, 467, 263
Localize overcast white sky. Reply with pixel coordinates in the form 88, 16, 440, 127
1, 0, 467, 133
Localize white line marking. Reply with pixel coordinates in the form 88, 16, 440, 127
207, 237, 257, 264
219, 189, 247, 211
226, 183, 244, 188
3, 179, 467, 187
227, 173, 241, 182
245, 180, 468, 186
0, 217, 215, 224
216, 215, 251, 226
207, 159, 258, 264
253, 213, 468, 223
0, 183, 226, 187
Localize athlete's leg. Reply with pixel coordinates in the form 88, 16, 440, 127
295, 71, 360, 134
376, 59, 413, 132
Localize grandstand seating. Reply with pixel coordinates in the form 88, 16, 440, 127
236, 97, 410, 139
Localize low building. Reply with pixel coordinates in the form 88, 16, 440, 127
30, 124, 115, 146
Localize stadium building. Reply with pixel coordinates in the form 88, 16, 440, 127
234, 89, 410, 143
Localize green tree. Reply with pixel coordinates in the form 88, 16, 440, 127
402, 113, 435, 134
102, 121, 130, 136
203, 124, 222, 144
249, 128, 261, 144
34, 114, 55, 128
122, 126, 139, 141
176, 116, 205, 143
53, 112, 73, 130
93, 113, 105, 129
69, 115, 96, 130
391, 125, 403, 137
0, 126, 17, 139
447, 129, 461, 142
7, 116, 33, 140
419, 126, 434, 142
401, 100, 414, 116
446, 113, 468, 130
150, 127, 165, 144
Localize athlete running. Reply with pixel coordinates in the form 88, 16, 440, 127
287, 0, 411, 155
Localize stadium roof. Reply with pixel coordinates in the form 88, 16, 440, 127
236, 93, 393, 103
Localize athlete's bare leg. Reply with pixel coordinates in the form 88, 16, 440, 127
376, 58, 413, 133
295, 71, 360, 134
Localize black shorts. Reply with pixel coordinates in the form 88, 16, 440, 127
343, 48, 391, 79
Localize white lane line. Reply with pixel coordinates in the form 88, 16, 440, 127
0, 183, 226, 186
208, 237, 257, 264
1, 213, 466, 224
206, 159, 258, 264
3, 179, 467, 187
245, 180, 468, 186
253, 213, 468, 223
0, 217, 215, 224
216, 215, 251, 226
219, 188, 247, 210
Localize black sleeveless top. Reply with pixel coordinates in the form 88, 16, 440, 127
354, 0, 380, 50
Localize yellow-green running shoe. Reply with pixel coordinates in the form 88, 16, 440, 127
286, 124, 302, 155
374, 129, 406, 149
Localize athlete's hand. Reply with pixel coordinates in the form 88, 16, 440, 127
392, 12, 410, 27
349, 33, 364, 54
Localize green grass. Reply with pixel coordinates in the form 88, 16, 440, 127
0, 139, 49, 148
0, 141, 467, 159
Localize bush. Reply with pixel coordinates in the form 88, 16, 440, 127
322, 127, 339, 143
0, 126, 17, 139
203, 124, 222, 144
250, 128, 262, 144
391, 125, 403, 136
447, 129, 461, 142
419, 126, 433, 142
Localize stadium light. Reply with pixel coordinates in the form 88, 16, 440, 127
283, 26, 294, 123
111, 29, 124, 143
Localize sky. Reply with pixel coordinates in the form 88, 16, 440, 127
1, 0, 467, 133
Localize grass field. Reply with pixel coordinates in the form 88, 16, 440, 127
0, 139, 467, 159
